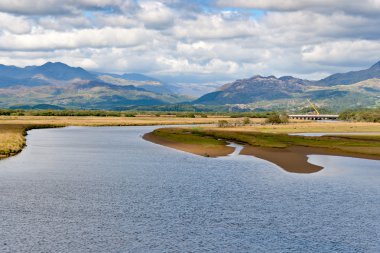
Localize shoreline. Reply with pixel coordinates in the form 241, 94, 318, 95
143, 130, 380, 174
0, 116, 235, 161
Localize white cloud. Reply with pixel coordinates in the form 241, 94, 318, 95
173, 14, 257, 40
137, 1, 175, 29
0, 0, 126, 15
38, 15, 92, 31
0, 27, 152, 51
176, 41, 272, 63
0, 13, 31, 34
155, 54, 241, 76
262, 11, 380, 41
216, 0, 380, 15
92, 13, 139, 28
0, 0, 379, 85
302, 40, 380, 67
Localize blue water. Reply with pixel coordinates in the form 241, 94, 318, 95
0, 126, 379, 253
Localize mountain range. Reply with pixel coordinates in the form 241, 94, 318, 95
0, 61, 379, 111
194, 61, 380, 111
0, 62, 186, 110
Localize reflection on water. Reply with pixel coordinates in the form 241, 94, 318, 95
0, 126, 379, 252
309, 154, 380, 176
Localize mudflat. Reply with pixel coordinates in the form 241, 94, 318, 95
240, 145, 380, 173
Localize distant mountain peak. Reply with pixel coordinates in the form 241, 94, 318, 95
279, 76, 296, 81
33, 62, 95, 81
249, 75, 275, 79
42, 61, 65, 66
39, 61, 83, 70
39, 61, 72, 69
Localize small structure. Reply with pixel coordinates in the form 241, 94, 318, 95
288, 114, 339, 120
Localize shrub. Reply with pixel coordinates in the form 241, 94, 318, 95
265, 112, 288, 124
339, 108, 380, 122
176, 113, 196, 118
217, 120, 230, 128
242, 117, 251, 125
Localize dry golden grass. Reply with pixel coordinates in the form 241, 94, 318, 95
0, 115, 233, 126
0, 124, 26, 158
207, 121, 380, 134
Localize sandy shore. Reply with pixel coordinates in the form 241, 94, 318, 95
143, 132, 234, 157
143, 133, 380, 173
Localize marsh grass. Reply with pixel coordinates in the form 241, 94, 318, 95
154, 127, 380, 156
0, 125, 25, 157
153, 128, 227, 147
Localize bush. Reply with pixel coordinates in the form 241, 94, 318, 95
217, 120, 230, 128
242, 117, 251, 125
339, 108, 380, 122
176, 113, 196, 118
265, 112, 288, 124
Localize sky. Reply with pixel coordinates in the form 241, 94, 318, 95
0, 0, 380, 86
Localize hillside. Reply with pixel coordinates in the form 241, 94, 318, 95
194, 61, 380, 111
1, 61, 380, 111
0, 80, 184, 110
0, 62, 96, 87
96, 73, 174, 94
195, 76, 310, 104
0, 62, 187, 109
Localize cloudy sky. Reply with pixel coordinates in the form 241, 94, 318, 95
0, 0, 380, 86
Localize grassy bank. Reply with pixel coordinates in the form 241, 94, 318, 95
0, 124, 63, 158
151, 127, 380, 156
143, 130, 234, 157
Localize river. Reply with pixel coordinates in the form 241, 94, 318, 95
0, 126, 379, 252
